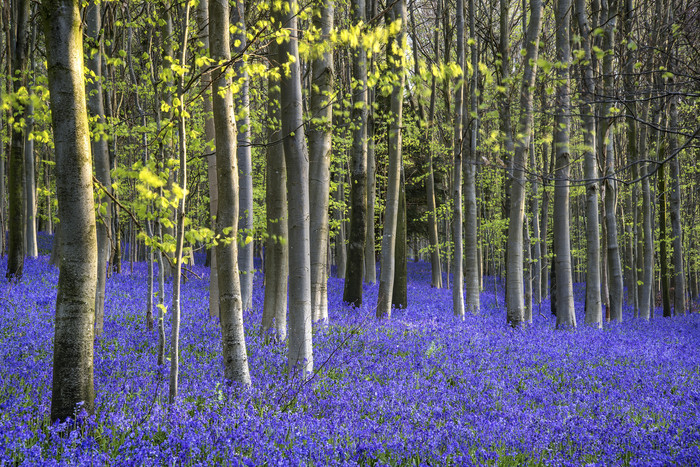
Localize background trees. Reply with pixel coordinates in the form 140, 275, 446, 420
1, 0, 699, 417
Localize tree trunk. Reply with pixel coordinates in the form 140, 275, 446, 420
343, 0, 367, 308
262, 68, 288, 342
43, 0, 97, 422
209, 0, 252, 385
309, 0, 334, 322
7, 0, 30, 281
392, 166, 407, 309
377, 0, 406, 320
464, 0, 479, 310
197, 0, 219, 320
553, 0, 576, 328
334, 170, 347, 279
364, 86, 377, 284
505, 0, 543, 326
575, 0, 602, 326
638, 97, 654, 319
668, 97, 686, 316
600, 0, 623, 322
24, 23, 37, 258
231, 0, 254, 311
451, 0, 465, 320
280, 0, 313, 375
169, 2, 192, 403
86, 1, 112, 335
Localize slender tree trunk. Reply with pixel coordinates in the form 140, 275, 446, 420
392, 166, 407, 309
7, 0, 30, 280
364, 86, 377, 284
197, 0, 219, 320
231, 0, 254, 311
575, 0, 602, 326
43, 0, 97, 422
86, 1, 112, 335
505, 0, 543, 326
464, 0, 479, 311
600, 0, 623, 322
169, 2, 191, 404
309, 0, 334, 322
209, 0, 252, 385
334, 171, 347, 278
553, 0, 576, 328
24, 23, 37, 258
668, 97, 686, 316
451, 0, 465, 320
343, 0, 367, 308
156, 220, 166, 365
638, 97, 653, 319
376, 0, 406, 320
280, 0, 313, 375
262, 68, 288, 342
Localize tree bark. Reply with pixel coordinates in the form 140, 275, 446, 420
24, 22, 37, 259
343, 0, 367, 308
280, 0, 313, 375
86, 1, 112, 335
7, 0, 30, 281
43, 0, 97, 422
309, 0, 334, 322
377, 0, 406, 320
392, 166, 407, 309
451, 0, 465, 320
197, 0, 219, 320
575, 0, 602, 326
553, 0, 576, 328
505, 0, 543, 326
668, 97, 686, 316
262, 71, 288, 342
231, 0, 254, 311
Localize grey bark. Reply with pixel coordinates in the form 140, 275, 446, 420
334, 171, 347, 278
668, 97, 686, 316
210, 0, 252, 386
364, 89, 377, 284
24, 23, 37, 258
169, 2, 192, 404
638, 97, 654, 319
505, 0, 543, 326
343, 0, 368, 308
600, 0, 623, 322
452, 0, 465, 320
553, 0, 576, 328
376, 0, 406, 320
7, 0, 30, 280
280, 0, 313, 375
574, 0, 602, 326
262, 71, 288, 342
43, 0, 97, 422
86, 1, 112, 335
392, 167, 407, 309
231, 0, 254, 311
464, 0, 479, 311
309, 0, 334, 322
197, 0, 219, 320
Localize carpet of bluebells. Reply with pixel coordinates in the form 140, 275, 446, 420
1, 234, 700, 465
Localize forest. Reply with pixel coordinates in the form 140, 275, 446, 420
1, 0, 700, 463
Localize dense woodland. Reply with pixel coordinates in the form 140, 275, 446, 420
1, 0, 700, 460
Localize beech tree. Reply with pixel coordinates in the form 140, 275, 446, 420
43, 0, 97, 422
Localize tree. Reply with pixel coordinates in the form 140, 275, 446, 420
262, 69, 288, 341
344, 0, 369, 309
86, 0, 113, 335
377, 0, 406, 320
280, 0, 313, 374
210, 0, 252, 385
42, 0, 97, 421
574, 0, 602, 326
505, 0, 543, 326
553, 0, 576, 328
232, 0, 255, 311
452, 0, 466, 320
309, 0, 335, 321
6, 0, 30, 281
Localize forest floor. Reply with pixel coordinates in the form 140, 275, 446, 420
1, 234, 700, 465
